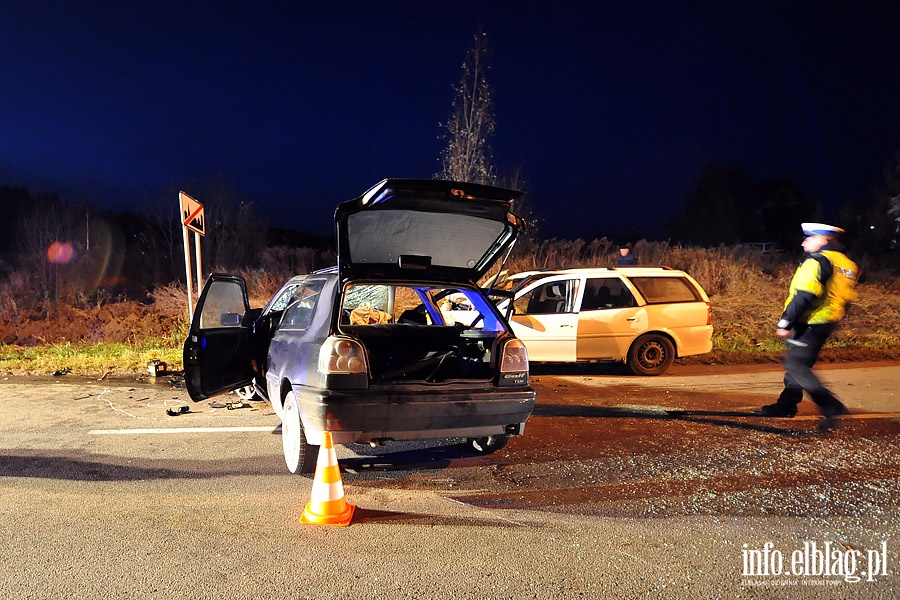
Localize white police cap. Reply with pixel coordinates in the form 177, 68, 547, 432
801, 222, 844, 236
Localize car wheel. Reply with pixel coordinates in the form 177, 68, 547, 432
627, 334, 675, 376
282, 390, 318, 474
464, 434, 510, 455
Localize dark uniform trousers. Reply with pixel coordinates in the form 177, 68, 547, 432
776, 322, 840, 409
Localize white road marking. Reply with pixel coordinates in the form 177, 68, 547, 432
89, 426, 277, 435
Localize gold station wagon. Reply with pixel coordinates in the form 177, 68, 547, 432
489, 267, 713, 375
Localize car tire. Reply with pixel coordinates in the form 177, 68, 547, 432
282, 390, 318, 474
627, 334, 675, 376
464, 434, 510, 455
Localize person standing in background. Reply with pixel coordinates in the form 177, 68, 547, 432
616, 244, 637, 265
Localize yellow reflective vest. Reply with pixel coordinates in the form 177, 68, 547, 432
783, 250, 859, 324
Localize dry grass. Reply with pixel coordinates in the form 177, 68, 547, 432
0, 240, 898, 376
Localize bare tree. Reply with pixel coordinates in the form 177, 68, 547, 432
198, 180, 268, 270
436, 33, 541, 246
16, 194, 83, 306
438, 31, 497, 185
140, 194, 183, 284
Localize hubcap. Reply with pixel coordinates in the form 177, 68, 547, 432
639, 341, 665, 368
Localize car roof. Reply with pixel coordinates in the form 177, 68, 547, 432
507, 266, 684, 280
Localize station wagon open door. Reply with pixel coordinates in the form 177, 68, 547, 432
508, 277, 579, 362
183, 274, 255, 401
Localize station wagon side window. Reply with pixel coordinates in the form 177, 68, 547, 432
628, 277, 702, 303
581, 277, 636, 310
515, 279, 576, 314
280, 280, 326, 329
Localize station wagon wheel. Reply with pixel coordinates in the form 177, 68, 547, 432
464, 434, 510, 455
627, 334, 675, 376
282, 390, 318, 474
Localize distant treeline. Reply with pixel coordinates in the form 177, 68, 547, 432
1, 158, 897, 315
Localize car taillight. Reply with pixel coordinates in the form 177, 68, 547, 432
500, 339, 529, 373
318, 336, 367, 375
706, 301, 712, 326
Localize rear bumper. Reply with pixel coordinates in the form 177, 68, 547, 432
673, 325, 714, 357
293, 383, 536, 446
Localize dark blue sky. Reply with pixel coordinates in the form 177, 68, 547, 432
1, 1, 898, 239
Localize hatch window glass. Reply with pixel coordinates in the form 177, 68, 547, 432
346, 210, 506, 270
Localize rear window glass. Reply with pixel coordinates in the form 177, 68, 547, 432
628, 277, 702, 303
346, 210, 507, 271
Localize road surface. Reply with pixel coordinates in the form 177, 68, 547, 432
1, 362, 898, 598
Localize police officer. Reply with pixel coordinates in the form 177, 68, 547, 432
760, 223, 859, 422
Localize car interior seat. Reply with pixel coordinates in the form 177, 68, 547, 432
546, 283, 566, 313
398, 307, 428, 325
525, 282, 567, 314
596, 286, 612, 308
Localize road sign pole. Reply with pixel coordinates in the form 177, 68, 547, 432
193, 230, 203, 300
183, 224, 194, 320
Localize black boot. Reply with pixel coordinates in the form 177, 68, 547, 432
760, 402, 798, 417
820, 401, 850, 419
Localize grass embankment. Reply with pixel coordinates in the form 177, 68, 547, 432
0, 339, 186, 378
1, 243, 898, 377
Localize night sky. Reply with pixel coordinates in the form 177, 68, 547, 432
1, 1, 898, 240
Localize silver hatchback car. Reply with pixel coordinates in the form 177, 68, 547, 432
183, 179, 536, 473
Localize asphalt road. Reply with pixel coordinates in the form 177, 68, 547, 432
1, 362, 898, 599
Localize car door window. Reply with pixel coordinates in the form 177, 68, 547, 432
267, 284, 301, 313
280, 280, 326, 329
198, 280, 247, 329
581, 278, 636, 310
515, 280, 575, 314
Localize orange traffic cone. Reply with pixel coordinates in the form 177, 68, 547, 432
300, 431, 356, 526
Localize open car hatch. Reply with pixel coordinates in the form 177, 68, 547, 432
335, 178, 526, 283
